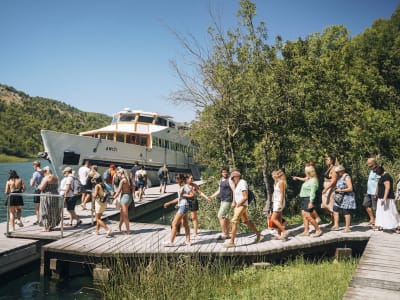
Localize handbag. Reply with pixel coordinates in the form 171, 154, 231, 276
334, 192, 344, 205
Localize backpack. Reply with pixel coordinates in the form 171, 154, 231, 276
103, 169, 111, 182
248, 189, 256, 205
96, 184, 110, 203
157, 168, 163, 179
72, 176, 84, 195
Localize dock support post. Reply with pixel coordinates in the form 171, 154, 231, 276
49, 258, 69, 280
93, 264, 111, 282
335, 248, 352, 260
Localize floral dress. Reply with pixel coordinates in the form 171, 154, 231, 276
334, 174, 356, 210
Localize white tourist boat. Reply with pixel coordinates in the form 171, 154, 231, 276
40, 109, 200, 185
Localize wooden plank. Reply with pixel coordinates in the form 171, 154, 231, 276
344, 286, 400, 299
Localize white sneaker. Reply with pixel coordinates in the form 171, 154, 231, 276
164, 241, 175, 247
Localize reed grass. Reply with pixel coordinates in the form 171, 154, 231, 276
99, 255, 358, 300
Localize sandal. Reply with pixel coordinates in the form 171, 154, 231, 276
313, 230, 323, 237
330, 226, 340, 231
223, 242, 235, 248
298, 232, 310, 237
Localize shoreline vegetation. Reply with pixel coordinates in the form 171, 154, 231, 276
0, 154, 33, 163
99, 255, 358, 299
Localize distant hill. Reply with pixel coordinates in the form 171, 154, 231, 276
0, 84, 111, 158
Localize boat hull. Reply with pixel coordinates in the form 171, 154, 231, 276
41, 130, 196, 186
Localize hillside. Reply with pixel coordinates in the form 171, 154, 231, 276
0, 84, 111, 158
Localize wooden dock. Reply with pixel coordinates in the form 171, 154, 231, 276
343, 230, 400, 299
4, 185, 179, 240
41, 221, 372, 277
0, 184, 179, 276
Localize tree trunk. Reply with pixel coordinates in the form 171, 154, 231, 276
262, 141, 272, 212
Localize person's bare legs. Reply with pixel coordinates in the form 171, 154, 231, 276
120, 203, 130, 234
191, 211, 198, 236
170, 213, 184, 243
344, 214, 351, 231
218, 217, 230, 237
365, 207, 375, 224
8, 206, 15, 230
271, 212, 287, 236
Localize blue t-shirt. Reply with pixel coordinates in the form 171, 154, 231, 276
367, 170, 380, 195
32, 170, 44, 189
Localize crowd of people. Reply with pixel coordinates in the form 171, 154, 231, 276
3, 160, 155, 235
4, 156, 400, 246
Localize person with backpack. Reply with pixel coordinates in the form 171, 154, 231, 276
103, 164, 116, 186
59, 167, 81, 227
135, 165, 147, 201
92, 175, 112, 237
223, 171, 263, 248
158, 164, 169, 194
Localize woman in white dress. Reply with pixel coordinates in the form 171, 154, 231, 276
374, 166, 400, 231
270, 169, 288, 240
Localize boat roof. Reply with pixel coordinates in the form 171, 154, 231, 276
116, 108, 173, 120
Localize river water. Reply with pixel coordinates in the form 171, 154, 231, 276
0, 160, 174, 299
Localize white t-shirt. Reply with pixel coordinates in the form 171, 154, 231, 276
59, 176, 74, 197
78, 166, 90, 185
234, 179, 248, 206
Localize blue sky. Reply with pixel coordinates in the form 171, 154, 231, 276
0, 0, 398, 122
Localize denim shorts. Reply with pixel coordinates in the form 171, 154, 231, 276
177, 205, 189, 215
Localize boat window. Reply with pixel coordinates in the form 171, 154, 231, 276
165, 140, 169, 149
119, 114, 135, 122
139, 136, 148, 146
116, 134, 125, 143
156, 118, 167, 126
106, 134, 114, 140
111, 115, 118, 124
129, 135, 137, 144
170, 142, 176, 151
169, 121, 176, 128
152, 136, 159, 147
138, 116, 153, 124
